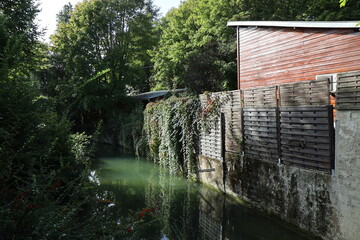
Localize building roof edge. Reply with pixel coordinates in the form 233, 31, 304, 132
227, 21, 360, 29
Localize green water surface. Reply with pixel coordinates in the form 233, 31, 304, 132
96, 145, 312, 240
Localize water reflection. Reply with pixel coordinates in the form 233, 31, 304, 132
96, 146, 310, 240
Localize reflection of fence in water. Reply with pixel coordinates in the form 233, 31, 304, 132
199, 211, 222, 240
145, 167, 200, 239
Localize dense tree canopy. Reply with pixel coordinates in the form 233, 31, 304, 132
151, 0, 240, 93
0, 0, 98, 237
151, 0, 360, 94
49, 0, 159, 130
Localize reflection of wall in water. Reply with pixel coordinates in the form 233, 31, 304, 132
145, 167, 200, 240
199, 212, 223, 240
198, 185, 225, 240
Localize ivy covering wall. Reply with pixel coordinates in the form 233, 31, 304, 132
140, 93, 226, 178
141, 96, 200, 178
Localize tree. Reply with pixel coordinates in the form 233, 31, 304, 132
50, 0, 159, 131
151, 0, 239, 93
240, 0, 360, 21
56, 2, 73, 25
306, 0, 360, 20
0, 1, 95, 238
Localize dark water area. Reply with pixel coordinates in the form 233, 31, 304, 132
96, 145, 311, 240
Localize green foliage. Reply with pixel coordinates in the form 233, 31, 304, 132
339, 0, 348, 7
142, 96, 201, 177
151, 0, 239, 93
307, 0, 360, 21
0, 1, 127, 238
50, 0, 159, 131
240, 0, 360, 21
140, 91, 229, 178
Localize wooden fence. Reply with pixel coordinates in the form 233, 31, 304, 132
279, 106, 334, 170
243, 108, 278, 162
336, 71, 360, 110
199, 79, 336, 172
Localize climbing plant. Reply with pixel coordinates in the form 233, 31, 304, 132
141, 92, 229, 178
142, 96, 200, 177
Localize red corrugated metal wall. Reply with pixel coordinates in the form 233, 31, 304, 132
238, 27, 360, 89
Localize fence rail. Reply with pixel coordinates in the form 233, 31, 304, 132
243, 108, 278, 162
199, 79, 336, 172
279, 79, 329, 107
337, 71, 360, 110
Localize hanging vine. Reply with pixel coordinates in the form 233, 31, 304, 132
140, 92, 229, 178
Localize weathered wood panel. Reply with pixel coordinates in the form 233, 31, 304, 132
243, 108, 278, 162
243, 86, 277, 108
279, 106, 334, 171
336, 71, 360, 110
217, 90, 242, 153
238, 27, 360, 89
199, 92, 224, 160
199, 117, 222, 160
280, 79, 329, 107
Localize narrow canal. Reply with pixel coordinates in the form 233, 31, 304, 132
96, 145, 311, 240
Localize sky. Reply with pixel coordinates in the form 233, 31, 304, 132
36, 0, 182, 42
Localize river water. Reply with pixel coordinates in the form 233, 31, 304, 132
95, 145, 311, 240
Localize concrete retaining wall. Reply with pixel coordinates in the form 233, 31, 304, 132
198, 110, 360, 240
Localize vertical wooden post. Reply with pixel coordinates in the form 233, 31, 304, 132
221, 112, 227, 193
276, 106, 282, 164
275, 86, 282, 164
328, 105, 335, 172
237, 26, 241, 90
221, 112, 226, 161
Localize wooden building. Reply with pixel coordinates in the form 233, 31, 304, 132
227, 21, 360, 90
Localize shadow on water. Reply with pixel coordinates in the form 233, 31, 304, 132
96, 144, 311, 240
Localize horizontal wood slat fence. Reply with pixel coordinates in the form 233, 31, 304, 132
199, 79, 337, 172
337, 71, 360, 110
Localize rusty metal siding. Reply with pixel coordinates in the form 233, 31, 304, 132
238, 27, 360, 89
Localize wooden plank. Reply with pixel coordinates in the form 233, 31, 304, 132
245, 140, 278, 149
244, 126, 277, 132
280, 129, 329, 137
281, 152, 330, 163
245, 135, 278, 143
280, 117, 329, 124
281, 147, 331, 157
279, 111, 328, 118
244, 130, 277, 138
281, 140, 331, 150
282, 157, 331, 170
280, 123, 329, 130
243, 121, 277, 127
244, 111, 277, 117
281, 134, 330, 144
279, 106, 329, 111
243, 117, 277, 122
243, 108, 278, 112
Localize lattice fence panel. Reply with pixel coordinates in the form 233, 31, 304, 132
337, 71, 360, 110
243, 86, 277, 108
280, 79, 329, 107
199, 93, 223, 160
279, 106, 334, 171
223, 90, 242, 153
199, 117, 222, 160
243, 108, 279, 162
